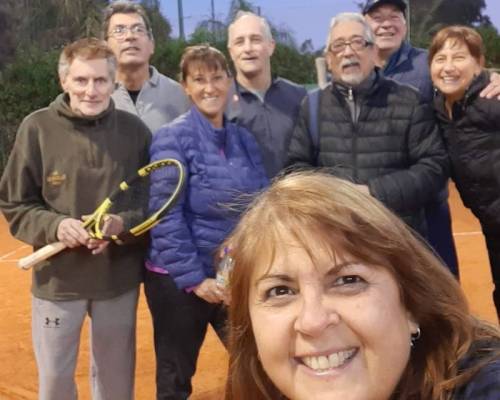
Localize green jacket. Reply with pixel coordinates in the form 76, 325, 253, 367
0, 93, 151, 301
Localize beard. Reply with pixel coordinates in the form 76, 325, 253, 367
339, 71, 365, 86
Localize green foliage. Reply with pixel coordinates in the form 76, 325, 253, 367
271, 43, 316, 84
409, 0, 487, 48
0, 0, 316, 173
151, 33, 316, 87
151, 38, 187, 81
141, 0, 172, 44
0, 47, 60, 171
477, 25, 500, 68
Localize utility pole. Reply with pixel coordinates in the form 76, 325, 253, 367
177, 0, 185, 40
211, 0, 215, 35
406, 0, 411, 42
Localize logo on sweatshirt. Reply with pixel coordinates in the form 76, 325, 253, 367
46, 171, 66, 186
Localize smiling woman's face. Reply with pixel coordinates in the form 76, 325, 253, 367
430, 39, 482, 104
248, 233, 418, 400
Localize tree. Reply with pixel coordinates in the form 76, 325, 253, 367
192, 20, 227, 44
10, 0, 109, 50
271, 43, 316, 84
141, 0, 172, 44
300, 39, 315, 55
477, 25, 500, 68
0, 47, 60, 171
409, 0, 488, 47
356, 0, 489, 48
0, 0, 18, 68
226, 0, 256, 24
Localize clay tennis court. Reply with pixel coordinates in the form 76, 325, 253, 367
0, 183, 497, 400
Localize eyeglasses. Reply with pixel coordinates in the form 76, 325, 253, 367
329, 37, 373, 54
108, 24, 149, 40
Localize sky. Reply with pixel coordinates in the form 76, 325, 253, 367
161, 0, 500, 50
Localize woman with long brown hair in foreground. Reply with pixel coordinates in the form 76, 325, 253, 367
223, 172, 500, 400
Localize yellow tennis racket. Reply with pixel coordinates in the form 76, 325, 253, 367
17, 158, 185, 270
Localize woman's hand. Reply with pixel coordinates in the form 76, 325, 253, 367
193, 278, 225, 304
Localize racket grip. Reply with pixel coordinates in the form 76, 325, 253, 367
17, 242, 68, 270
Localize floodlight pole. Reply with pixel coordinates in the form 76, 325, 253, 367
177, 0, 185, 40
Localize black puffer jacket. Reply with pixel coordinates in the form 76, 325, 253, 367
434, 71, 500, 229
287, 70, 449, 234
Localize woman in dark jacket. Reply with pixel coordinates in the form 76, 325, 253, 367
430, 25, 500, 320
144, 45, 268, 399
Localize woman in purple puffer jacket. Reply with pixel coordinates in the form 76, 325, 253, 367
144, 45, 268, 399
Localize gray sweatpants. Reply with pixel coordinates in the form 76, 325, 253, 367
32, 288, 139, 400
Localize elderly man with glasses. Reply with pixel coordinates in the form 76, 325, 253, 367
103, 1, 189, 133
287, 12, 448, 238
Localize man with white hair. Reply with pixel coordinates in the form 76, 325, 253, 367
287, 12, 448, 237
0, 38, 150, 400
226, 11, 306, 178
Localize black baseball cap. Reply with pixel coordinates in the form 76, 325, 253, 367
362, 0, 407, 16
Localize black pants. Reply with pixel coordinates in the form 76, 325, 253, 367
480, 226, 500, 321
144, 270, 227, 400
425, 191, 460, 278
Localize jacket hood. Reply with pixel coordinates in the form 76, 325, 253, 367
50, 93, 115, 123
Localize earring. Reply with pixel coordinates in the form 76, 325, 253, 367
410, 327, 421, 347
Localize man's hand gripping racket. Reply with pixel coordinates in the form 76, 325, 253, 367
17, 159, 185, 270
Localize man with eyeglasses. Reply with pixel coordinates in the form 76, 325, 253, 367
287, 12, 448, 237
103, 1, 189, 133
363, 0, 459, 276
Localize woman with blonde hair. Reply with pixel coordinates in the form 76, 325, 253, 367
223, 172, 500, 400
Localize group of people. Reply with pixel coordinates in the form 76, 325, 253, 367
0, 0, 500, 399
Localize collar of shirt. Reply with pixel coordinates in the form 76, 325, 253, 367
114, 65, 160, 91
234, 76, 280, 100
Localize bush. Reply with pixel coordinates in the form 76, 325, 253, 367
0, 47, 60, 172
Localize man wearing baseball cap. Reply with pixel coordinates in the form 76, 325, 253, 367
363, 0, 462, 276
363, 0, 432, 98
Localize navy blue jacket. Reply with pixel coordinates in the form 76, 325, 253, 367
384, 41, 433, 103
226, 77, 307, 178
453, 360, 500, 399
147, 107, 268, 289
453, 340, 500, 399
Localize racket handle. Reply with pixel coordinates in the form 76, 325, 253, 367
17, 242, 68, 270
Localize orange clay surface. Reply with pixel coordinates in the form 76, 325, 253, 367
0, 183, 497, 399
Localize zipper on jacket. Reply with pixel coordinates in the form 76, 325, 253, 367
349, 88, 359, 181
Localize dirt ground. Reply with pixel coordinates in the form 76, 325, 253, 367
0, 183, 497, 399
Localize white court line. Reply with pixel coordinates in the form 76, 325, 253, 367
0, 245, 29, 261
453, 231, 482, 237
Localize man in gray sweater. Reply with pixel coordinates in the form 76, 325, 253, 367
103, 1, 189, 133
